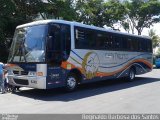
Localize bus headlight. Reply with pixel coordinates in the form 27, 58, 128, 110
29, 71, 43, 76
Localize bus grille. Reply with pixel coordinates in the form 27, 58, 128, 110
13, 71, 29, 75
21, 71, 29, 75
14, 79, 29, 85
13, 71, 19, 74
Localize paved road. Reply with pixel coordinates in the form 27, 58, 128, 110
0, 69, 160, 113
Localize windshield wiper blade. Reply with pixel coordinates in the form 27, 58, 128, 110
19, 38, 27, 62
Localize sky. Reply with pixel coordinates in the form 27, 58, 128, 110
142, 23, 160, 36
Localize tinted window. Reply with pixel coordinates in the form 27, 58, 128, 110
113, 34, 122, 51
48, 23, 71, 61
147, 39, 152, 52
75, 27, 88, 49
105, 34, 114, 50
96, 32, 106, 50
132, 39, 139, 51
74, 26, 152, 52
60, 25, 71, 56
48, 24, 61, 51
121, 37, 128, 50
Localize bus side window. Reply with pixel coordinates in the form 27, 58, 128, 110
147, 40, 152, 52
145, 40, 148, 52
141, 39, 147, 52
139, 39, 148, 52
128, 38, 133, 51
60, 25, 71, 57
144, 39, 152, 52
85, 29, 95, 49
132, 39, 139, 52
138, 39, 142, 51
75, 27, 88, 49
105, 34, 113, 50
48, 24, 61, 51
96, 32, 105, 50
47, 24, 63, 64
122, 37, 128, 51
114, 35, 122, 51
110, 35, 114, 50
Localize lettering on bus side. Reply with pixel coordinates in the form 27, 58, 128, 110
49, 73, 60, 80
105, 53, 128, 60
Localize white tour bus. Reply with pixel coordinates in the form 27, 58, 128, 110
7, 20, 153, 91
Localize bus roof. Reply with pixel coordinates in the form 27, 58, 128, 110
16, 19, 151, 40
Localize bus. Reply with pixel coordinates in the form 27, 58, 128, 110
7, 20, 153, 91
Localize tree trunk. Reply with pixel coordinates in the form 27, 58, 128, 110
137, 29, 142, 35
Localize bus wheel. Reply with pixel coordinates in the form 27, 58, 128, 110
127, 68, 135, 81
65, 73, 77, 91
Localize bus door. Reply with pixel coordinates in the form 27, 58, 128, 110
46, 23, 71, 88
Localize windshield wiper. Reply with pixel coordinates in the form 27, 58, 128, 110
19, 38, 27, 62
10, 38, 27, 62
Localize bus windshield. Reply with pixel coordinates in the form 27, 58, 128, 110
8, 25, 47, 63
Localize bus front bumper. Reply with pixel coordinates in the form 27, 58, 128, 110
8, 75, 46, 89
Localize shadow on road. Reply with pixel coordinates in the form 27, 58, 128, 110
153, 67, 160, 69
14, 77, 160, 102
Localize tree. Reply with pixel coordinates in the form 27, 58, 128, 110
0, 0, 16, 62
39, 0, 76, 20
103, 0, 127, 28
0, 0, 77, 62
75, 0, 126, 28
0, 0, 45, 62
75, 0, 104, 26
123, 0, 160, 35
148, 29, 160, 54
13, 0, 45, 20
156, 48, 160, 55
121, 20, 130, 33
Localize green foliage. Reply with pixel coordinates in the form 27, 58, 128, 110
40, 0, 76, 20
148, 29, 160, 50
0, 0, 16, 62
123, 0, 160, 35
75, 0, 104, 26
121, 21, 130, 33
1, 0, 160, 62
156, 48, 160, 56
103, 0, 127, 28
0, 0, 42, 62
75, 0, 126, 27
0, 0, 76, 62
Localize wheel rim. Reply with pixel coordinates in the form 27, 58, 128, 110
130, 70, 135, 80
67, 76, 76, 89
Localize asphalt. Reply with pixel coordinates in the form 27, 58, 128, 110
0, 69, 160, 113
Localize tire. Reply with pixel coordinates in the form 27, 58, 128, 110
65, 73, 77, 92
127, 68, 135, 82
